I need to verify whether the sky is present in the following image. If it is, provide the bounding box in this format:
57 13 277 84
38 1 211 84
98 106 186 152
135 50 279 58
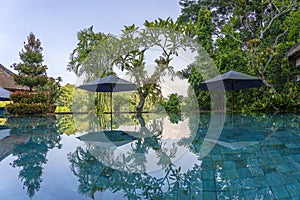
0 0 181 85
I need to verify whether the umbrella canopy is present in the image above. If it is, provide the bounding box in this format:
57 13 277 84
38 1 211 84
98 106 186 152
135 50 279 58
77 75 137 130
78 75 137 92
198 70 264 111
0 88 11 101
198 70 264 90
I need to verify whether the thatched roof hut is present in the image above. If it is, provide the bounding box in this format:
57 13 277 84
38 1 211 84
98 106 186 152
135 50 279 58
0 64 29 91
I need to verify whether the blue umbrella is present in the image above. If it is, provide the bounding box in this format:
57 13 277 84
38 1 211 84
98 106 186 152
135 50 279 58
78 75 137 92
198 70 264 111
0 88 11 101
78 75 137 129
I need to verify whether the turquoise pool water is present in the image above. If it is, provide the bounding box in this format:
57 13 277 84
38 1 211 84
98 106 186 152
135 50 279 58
0 113 299 199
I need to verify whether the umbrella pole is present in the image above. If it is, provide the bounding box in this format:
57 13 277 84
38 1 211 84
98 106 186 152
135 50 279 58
231 90 235 128
232 90 234 113
231 80 236 113
110 91 112 130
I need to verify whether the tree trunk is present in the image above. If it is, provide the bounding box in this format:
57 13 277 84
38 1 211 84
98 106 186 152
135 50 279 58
136 88 149 113
136 94 146 113
136 112 146 127
256 69 276 93
136 111 152 137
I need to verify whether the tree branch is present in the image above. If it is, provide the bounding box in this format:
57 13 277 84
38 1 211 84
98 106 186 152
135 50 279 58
263 29 287 73
259 1 295 39
225 32 244 44
240 14 255 37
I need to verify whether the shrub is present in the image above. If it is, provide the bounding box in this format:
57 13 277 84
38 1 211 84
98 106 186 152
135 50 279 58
161 93 183 124
6 103 50 115
162 93 182 113
10 91 49 104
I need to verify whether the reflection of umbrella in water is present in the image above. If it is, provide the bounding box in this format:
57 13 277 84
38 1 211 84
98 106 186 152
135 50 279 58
198 70 264 111
204 127 260 150
205 138 259 150
77 75 137 130
77 130 137 149
0 88 11 101
0 128 10 140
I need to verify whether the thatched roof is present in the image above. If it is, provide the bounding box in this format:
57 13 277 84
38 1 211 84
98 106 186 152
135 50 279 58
285 42 300 59
0 64 29 91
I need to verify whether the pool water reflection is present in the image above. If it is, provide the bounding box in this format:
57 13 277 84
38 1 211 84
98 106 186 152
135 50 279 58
0 113 299 199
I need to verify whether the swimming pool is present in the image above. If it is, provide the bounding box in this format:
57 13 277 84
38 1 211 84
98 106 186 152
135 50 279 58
0 113 299 199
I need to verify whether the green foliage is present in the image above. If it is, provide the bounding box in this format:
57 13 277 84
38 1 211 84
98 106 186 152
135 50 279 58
67 26 110 75
245 83 300 113
6 103 50 115
13 75 48 90
8 33 62 115
128 92 163 113
162 93 182 113
7 90 50 115
196 6 213 53
178 65 212 111
56 115 76 135
69 19 195 113
178 0 203 24
12 33 48 91
94 92 111 114
161 93 183 124
10 91 49 104
178 0 300 112
41 77 62 105
57 84 74 111
113 18 195 113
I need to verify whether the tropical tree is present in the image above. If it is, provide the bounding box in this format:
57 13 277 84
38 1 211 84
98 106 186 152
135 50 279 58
112 18 198 113
68 26 118 116
67 26 111 75
178 0 300 112
68 18 198 113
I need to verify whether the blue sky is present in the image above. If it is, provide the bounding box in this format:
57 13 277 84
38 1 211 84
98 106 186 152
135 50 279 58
0 0 181 84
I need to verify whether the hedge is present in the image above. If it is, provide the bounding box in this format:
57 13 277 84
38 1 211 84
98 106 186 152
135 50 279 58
6 103 50 115
10 91 49 104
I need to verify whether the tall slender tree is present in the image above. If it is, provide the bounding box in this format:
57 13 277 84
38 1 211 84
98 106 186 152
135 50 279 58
12 33 48 91
7 33 61 114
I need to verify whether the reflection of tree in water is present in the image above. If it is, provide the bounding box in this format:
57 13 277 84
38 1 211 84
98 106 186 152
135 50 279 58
167 113 183 124
68 113 300 199
69 146 204 199
178 113 209 156
126 114 164 173
69 114 205 199
6 116 62 198
56 114 77 135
